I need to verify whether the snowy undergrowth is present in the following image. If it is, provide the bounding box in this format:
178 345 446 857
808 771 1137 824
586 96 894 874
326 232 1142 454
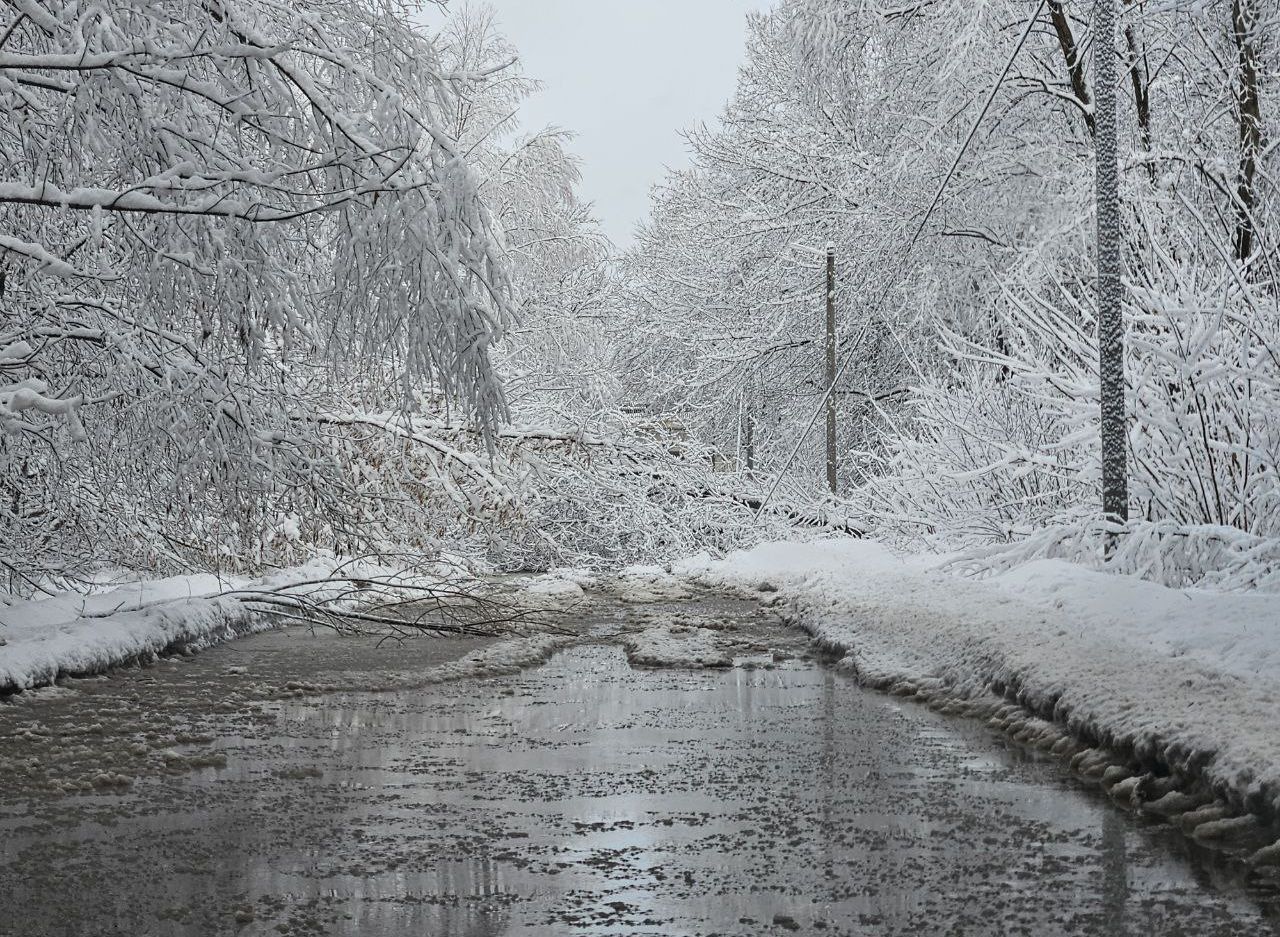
951 519 1280 593
677 540 1280 832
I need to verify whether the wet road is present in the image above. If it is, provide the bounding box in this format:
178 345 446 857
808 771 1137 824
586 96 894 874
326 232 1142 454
2 594 1279 936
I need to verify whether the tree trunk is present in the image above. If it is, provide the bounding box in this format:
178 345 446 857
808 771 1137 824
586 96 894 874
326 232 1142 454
1231 0 1262 266
1050 2 1156 185
1049 1 1096 136
1124 24 1156 182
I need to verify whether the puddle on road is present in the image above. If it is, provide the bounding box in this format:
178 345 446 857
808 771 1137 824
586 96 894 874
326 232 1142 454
2 598 1280 936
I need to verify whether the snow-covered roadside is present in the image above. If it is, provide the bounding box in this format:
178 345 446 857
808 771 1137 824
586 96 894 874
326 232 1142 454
676 540 1280 853
0 559 453 696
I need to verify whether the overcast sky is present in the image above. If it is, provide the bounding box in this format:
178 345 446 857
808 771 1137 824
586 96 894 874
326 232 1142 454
441 1 773 247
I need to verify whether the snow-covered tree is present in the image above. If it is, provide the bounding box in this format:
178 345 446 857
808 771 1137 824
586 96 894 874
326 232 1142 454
433 4 617 428
620 0 1280 582
0 0 514 585
616 7 920 489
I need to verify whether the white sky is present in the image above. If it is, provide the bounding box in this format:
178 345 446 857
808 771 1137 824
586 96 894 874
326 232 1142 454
442 1 773 247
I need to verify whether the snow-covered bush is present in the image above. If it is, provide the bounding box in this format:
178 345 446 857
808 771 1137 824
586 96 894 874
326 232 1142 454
862 197 1280 586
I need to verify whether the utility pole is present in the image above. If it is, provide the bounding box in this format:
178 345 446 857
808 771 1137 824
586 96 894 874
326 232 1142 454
1095 0 1128 552
825 244 837 495
744 401 755 472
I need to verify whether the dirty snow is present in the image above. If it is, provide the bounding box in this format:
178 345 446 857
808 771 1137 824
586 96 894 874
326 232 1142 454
623 623 733 669
610 565 692 603
420 633 573 684
513 572 588 606
677 539 1280 820
261 632 577 697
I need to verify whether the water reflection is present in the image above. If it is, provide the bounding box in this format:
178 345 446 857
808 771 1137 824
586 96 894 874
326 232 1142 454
3 634 1280 936
1101 808 1130 935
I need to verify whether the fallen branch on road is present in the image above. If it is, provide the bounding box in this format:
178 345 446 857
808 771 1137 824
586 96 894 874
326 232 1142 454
227 573 565 643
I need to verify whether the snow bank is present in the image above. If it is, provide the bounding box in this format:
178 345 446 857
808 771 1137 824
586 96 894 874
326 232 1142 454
0 559 437 695
679 539 1280 823
0 569 284 694
0 593 260 696
994 559 1280 686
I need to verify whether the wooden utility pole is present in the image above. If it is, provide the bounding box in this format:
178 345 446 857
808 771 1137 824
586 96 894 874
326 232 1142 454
744 404 755 472
1095 0 1128 551
825 244 837 495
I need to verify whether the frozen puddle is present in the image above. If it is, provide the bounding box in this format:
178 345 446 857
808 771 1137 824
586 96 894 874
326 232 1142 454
2 598 1280 936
